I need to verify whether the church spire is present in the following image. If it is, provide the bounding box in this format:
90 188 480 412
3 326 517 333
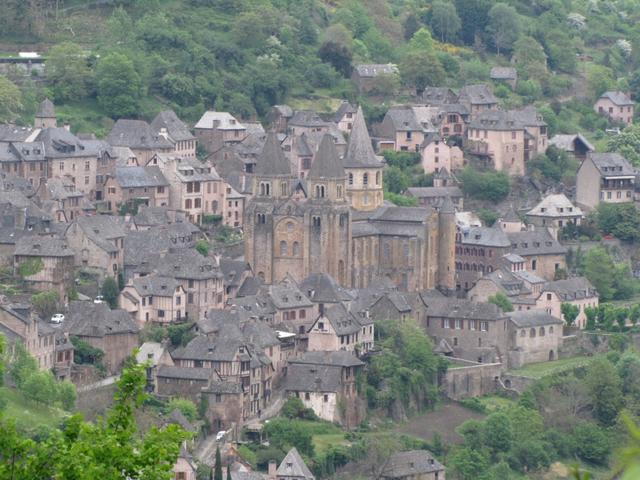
343 106 382 168
255 132 291 176
308 134 345 179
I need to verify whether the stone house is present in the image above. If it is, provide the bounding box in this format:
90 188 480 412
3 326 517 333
490 66 518 90
64 301 139 374
526 193 583 239
406 186 463 210
514 106 548 161
13 235 74 300
333 101 358 133
594 91 634 125
267 104 294 134
35 177 94 223
65 215 125 277
0 141 47 188
437 104 469 138
457 84 498 117
343 107 385 212
307 303 374 355
549 134 594 161
422 87 457 106
172 447 197 480
287 111 329 137
421 297 509 364
106 119 174 165
455 226 511 292
380 450 446 480
194 111 247 153
224 183 245 228
150 110 197 159
576 152 636 210
261 281 316 335
284 350 365 428
378 105 439 152
506 229 567 281
156 365 216 400
507 310 563 367
103 166 170 213
148 154 225 224
0 303 57 370
119 275 187 326
202 378 243 432
535 277 598 329
420 133 463 175
351 63 398 93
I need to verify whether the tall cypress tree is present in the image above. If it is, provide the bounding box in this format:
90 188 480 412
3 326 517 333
226 464 232 480
214 446 223 480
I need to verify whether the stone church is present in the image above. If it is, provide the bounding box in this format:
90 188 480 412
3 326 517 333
244 109 456 293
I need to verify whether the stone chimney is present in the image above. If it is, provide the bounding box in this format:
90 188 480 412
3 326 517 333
268 460 277 480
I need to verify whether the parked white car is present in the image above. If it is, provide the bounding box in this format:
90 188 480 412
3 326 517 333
93 295 104 304
51 313 65 324
216 430 226 442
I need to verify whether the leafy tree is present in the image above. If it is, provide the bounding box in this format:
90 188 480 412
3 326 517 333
166 398 198 422
585 306 597 330
582 247 616 301
9 341 38 388
607 124 640 167
280 396 315 420
455 0 493 45
399 50 445 95
31 290 59 319
561 303 579 326
101 277 120 308
429 1 461 43
486 3 521 55
71 336 105 365
572 422 611 465
58 380 77 411
96 52 142 118
585 357 624 426
385 191 418 207
596 203 640 242
0 75 22 123
459 168 510 202
478 208 498 227
587 65 615 101
195 240 209 257
226 463 232 480
384 166 410 194
488 293 514 312
484 412 513 455
617 351 640 398
46 42 93 101
214 446 223 480
22 370 57 404
167 322 195 347
512 36 547 80
263 419 314 457
449 447 490 480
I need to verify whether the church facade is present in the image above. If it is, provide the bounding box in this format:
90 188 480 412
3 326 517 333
244 110 456 293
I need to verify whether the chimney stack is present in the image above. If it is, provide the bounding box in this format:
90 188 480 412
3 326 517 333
268 460 277 479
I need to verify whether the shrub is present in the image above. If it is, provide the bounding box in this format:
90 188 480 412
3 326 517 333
459 397 486 413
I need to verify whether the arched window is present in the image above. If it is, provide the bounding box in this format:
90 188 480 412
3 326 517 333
363 173 368 186
348 173 353 185
464 263 469 271
287 222 294 232
530 328 536 338
279 240 288 256
549 326 554 334
281 182 288 196
315 184 325 198
520 329 526 337
292 242 300 256
376 171 381 185
383 243 391 260
257 213 266 224
472 264 477 271
539 327 546 337
337 185 343 198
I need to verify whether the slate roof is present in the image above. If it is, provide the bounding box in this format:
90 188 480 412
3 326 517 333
73 215 125 252
343 106 384 168
406 186 462 198
255 132 291 176
421 87 457 105
549 134 594 153
131 275 180 297
115 166 168 188
197 308 251 335
333 101 357 122
354 63 398 78
288 110 328 128
508 310 563 327
36 128 101 159
107 120 173 150
166 408 197 432
469 109 525 130
317 303 362 335
277 448 315 479
0 125 35 143
36 98 56 118
381 450 445 478
300 273 353 303
542 276 597 300
308 134 345 179
157 365 213 381
150 110 195 142
65 301 138 337
587 152 635 177
172 334 241 362
458 84 498 105
145 249 223 281
14 235 73 257
527 194 583 218
207 380 242 394
285 363 343 393
220 258 249 288
112 146 138 167
490 66 517 80
289 350 364 368
266 283 313 309
424 297 506 320
507 230 567 256
600 91 634 106
460 226 510 247
194 111 245 131
136 342 166 366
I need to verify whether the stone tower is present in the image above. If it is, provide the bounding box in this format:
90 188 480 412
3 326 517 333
244 133 351 286
437 196 457 293
34 98 56 129
343 106 385 211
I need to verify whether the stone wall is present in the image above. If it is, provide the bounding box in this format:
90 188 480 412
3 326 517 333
441 360 503 400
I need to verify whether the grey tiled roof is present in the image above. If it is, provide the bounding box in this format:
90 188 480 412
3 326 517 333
542 276 597 300
508 310 563 327
277 448 314 480
424 297 506 320
421 87 457 105
406 186 462 198
14 235 73 257
206 380 242 394
131 275 180 297
458 84 498 105
600 91 633 106
490 66 517 79
36 128 102 159
255 132 291 176
549 134 594 153
157 365 213 381
381 450 445 478
587 152 635 177
300 273 353 303
289 350 364 368
65 301 139 336
319 303 362 335
308 134 345 179
74 215 125 253
150 110 195 142
166 408 197 432
0 125 35 143
107 119 173 150
145 249 223 281
115 166 169 188
36 98 56 118
507 230 567 256
288 110 327 128
342 106 384 168
469 109 525 130
285 363 342 393
333 101 357 122
460 226 510 247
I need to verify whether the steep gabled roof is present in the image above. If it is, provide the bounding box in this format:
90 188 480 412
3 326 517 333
150 110 195 142
277 448 315 479
343 106 384 168
600 91 633 106
36 98 56 118
308 134 345 179
255 132 291 176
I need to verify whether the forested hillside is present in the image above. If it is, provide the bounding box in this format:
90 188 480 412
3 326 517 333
2 0 640 137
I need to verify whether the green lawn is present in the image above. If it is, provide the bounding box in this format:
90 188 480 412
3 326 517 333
313 433 350 455
0 386 67 430
477 395 516 413
508 356 595 379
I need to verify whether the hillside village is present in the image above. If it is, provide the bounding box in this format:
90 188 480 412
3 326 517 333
5 1 640 479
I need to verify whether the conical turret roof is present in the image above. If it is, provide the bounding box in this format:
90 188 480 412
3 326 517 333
255 132 291 176
439 195 455 214
36 98 55 118
343 106 383 168
308 134 345 179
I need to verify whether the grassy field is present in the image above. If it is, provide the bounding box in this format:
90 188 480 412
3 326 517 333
0 386 67 430
313 433 350 455
508 355 595 379
476 395 516 413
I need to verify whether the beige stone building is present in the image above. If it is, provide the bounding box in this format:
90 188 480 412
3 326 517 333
594 91 634 125
535 277 598 329
194 111 246 153
380 450 446 480
576 152 636 210
151 110 197 159
507 310 563 366
307 303 374 354
333 101 357 133
107 119 174 166
457 84 499 117
224 183 245 228
420 133 463 174
526 193 583 239
378 105 439 152
119 275 187 326
103 166 169 213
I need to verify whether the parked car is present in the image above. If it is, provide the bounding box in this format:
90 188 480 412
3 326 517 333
93 295 104 304
51 313 65 324
215 430 226 442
